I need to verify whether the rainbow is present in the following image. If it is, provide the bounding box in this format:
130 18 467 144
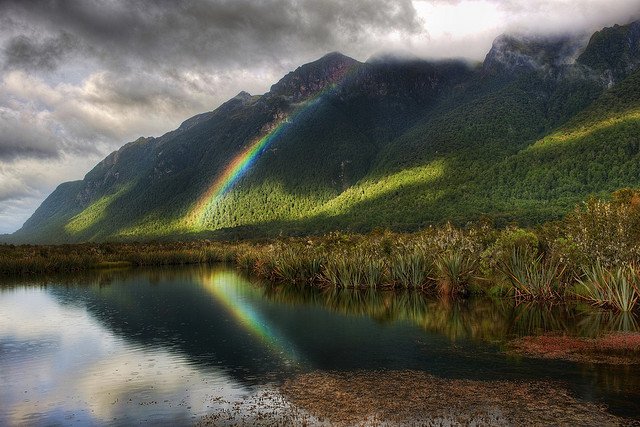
188 64 359 227
200 270 301 363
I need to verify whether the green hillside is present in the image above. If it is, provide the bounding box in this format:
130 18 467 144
11 21 640 243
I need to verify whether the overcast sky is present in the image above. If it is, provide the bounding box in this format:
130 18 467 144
1 0 639 233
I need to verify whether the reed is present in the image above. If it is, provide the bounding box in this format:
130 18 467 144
0 242 241 275
0 248 99 274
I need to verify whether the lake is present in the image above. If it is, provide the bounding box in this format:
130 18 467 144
1 265 639 425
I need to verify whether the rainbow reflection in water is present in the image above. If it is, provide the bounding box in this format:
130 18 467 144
200 271 302 363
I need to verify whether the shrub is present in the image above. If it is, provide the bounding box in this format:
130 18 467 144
480 227 539 276
562 193 640 266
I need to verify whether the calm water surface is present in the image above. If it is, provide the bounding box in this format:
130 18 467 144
1 265 639 425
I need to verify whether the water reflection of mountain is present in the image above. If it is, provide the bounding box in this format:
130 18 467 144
42 267 292 386
259 282 639 340
5 266 638 344
19 265 639 418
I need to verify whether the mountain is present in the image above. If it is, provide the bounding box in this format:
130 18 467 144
578 21 640 85
11 21 640 243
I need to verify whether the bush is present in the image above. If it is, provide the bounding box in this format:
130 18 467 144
480 227 539 276
562 192 640 266
434 251 477 296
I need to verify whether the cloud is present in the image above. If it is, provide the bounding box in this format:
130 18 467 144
0 0 423 71
0 289 250 423
3 32 80 71
410 0 640 60
0 197 39 234
0 107 60 160
0 153 105 233
0 161 51 234
420 0 640 35
496 0 640 34
0 67 282 155
0 66 285 233
0 0 424 162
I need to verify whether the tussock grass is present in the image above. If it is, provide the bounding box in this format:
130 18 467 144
323 255 364 288
271 248 324 284
388 247 432 289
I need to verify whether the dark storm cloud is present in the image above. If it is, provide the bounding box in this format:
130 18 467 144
3 32 79 71
0 181 32 203
0 0 421 72
0 140 57 161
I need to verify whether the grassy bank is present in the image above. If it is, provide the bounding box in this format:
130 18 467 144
3 189 640 312
0 241 239 275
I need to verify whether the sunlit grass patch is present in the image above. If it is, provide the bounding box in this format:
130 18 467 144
190 181 331 231
65 184 132 234
312 160 445 217
532 109 640 149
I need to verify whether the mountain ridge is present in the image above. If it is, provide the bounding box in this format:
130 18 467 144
10 20 640 243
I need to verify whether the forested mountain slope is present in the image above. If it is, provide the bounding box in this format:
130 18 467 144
11 21 640 243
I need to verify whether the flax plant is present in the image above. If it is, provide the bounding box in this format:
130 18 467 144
322 255 364 288
577 262 639 312
388 246 433 289
500 249 566 299
434 251 477 296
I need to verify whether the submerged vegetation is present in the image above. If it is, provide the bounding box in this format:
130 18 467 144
275 371 625 426
2 189 640 312
508 333 640 365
